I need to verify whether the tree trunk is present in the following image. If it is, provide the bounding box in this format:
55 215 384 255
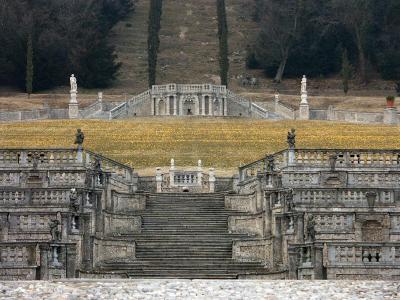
274 50 288 83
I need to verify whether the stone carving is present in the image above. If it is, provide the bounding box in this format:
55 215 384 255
306 215 316 241
74 129 85 147
69 188 79 212
301 75 307 95
70 74 77 93
31 152 40 169
286 189 294 212
287 128 296 149
49 220 61 242
329 154 338 171
266 155 275 172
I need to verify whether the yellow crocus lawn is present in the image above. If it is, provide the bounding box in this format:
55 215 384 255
0 118 399 174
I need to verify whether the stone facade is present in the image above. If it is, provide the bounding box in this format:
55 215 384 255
1 142 400 280
236 147 400 280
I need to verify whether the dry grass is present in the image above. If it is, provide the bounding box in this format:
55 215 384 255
0 118 399 175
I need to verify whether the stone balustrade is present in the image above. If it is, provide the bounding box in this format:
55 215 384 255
151 84 227 95
327 242 400 266
239 149 400 184
0 243 36 267
0 149 81 166
294 188 394 207
0 188 72 206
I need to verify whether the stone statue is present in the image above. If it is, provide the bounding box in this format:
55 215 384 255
32 152 40 170
74 129 85 148
70 74 77 93
266 155 275 172
49 219 61 242
287 128 296 149
301 75 307 94
286 189 294 211
69 188 79 212
306 215 316 241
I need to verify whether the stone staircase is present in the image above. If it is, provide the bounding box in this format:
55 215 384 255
100 193 270 279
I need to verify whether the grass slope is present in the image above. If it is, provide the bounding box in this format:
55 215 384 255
1 118 399 175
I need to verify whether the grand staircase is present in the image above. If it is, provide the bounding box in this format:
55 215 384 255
101 193 270 279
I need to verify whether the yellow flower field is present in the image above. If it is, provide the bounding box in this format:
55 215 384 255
0 118 399 174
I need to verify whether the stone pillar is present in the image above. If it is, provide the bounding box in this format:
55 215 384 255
197 160 203 187
297 214 305 243
98 92 103 111
384 108 398 125
151 97 155 116
209 97 213 116
288 148 296 166
264 192 272 237
288 246 299 279
209 168 215 193
219 97 224 116
224 98 228 116
179 96 183 115
39 244 49 280
156 167 163 193
298 75 310 120
66 245 77 278
173 95 177 116
202 95 206 116
155 98 159 116
169 159 175 187
274 92 280 113
166 96 171 115
69 92 79 119
313 244 325 279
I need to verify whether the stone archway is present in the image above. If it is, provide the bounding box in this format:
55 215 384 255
362 220 384 242
182 95 198 115
158 99 166 115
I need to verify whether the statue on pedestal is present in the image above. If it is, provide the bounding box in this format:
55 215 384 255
301 75 307 95
287 128 296 149
70 74 77 93
49 219 61 242
69 188 79 212
266 155 275 172
306 215 316 241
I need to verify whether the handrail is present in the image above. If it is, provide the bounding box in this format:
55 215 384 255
80 101 102 118
109 102 128 119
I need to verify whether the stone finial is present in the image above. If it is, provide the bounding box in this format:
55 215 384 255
170 158 175 169
98 92 103 102
287 128 296 149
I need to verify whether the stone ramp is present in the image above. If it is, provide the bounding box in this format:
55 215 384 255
96 193 271 279
1 280 397 299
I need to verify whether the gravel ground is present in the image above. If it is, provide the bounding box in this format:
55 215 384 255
0 280 399 300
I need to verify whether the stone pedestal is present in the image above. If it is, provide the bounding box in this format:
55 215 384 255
384 108 398 125
299 103 310 120
69 103 79 119
288 149 296 166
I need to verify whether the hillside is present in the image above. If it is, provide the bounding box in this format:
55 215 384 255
110 0 258 93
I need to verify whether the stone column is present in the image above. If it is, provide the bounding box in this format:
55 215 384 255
202 95 206 116
155 98 159 116
209 168 216 193
209 97 213 116
173 95 177 116
288 148 296 166
179 96 183 115
166 96 171 115
156 168 163 193
384 108 398 124
66 245 77 278
39 244 50 280
169 159 175 187
219 97 224 116
223 97 228 116
313 244 325 279
264 192 272 237
298 75 310 120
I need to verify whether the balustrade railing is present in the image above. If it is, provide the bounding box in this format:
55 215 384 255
295 188 394 207
109 102 128 119
151 84 227 95
327 242 400 266
239 149 400 183
0 188 71 206
251 102 269 119
0 148 135 185
80 101 102 118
